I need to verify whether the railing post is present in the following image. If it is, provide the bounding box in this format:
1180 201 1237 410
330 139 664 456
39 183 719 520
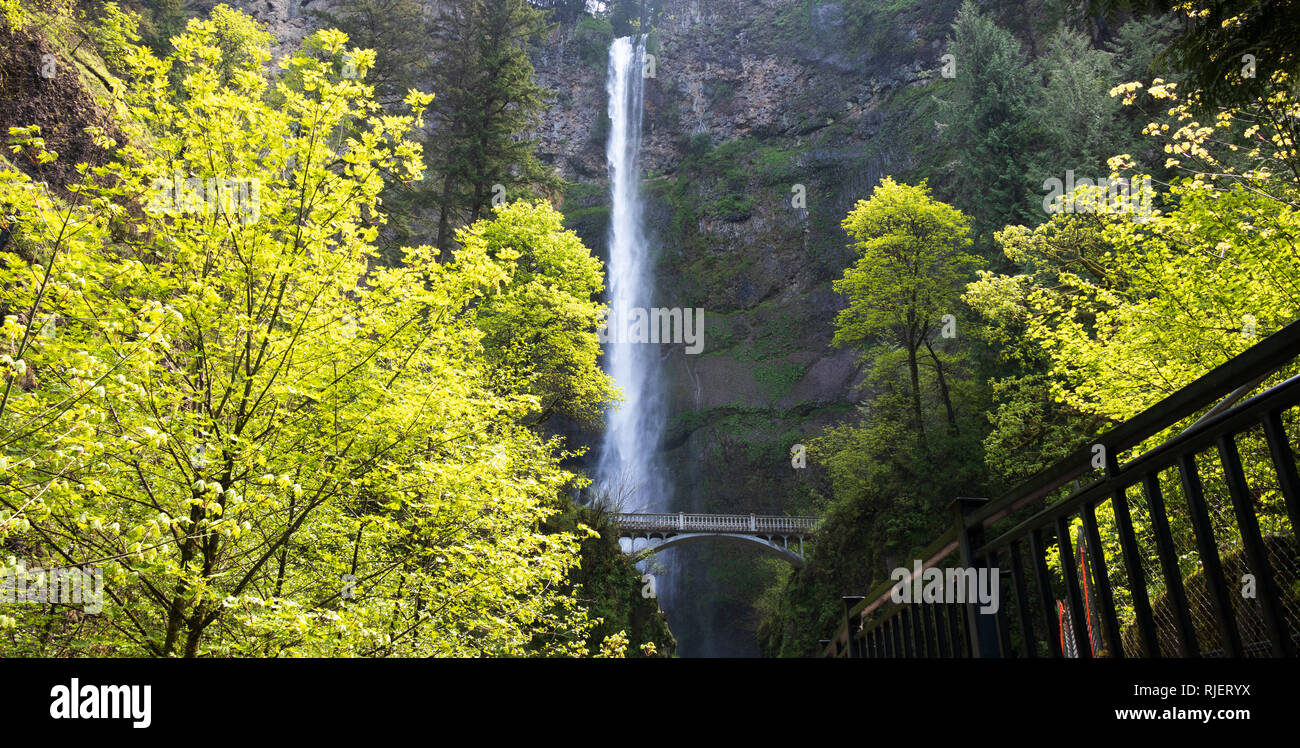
842 596 865 657
678 512 684 531
950 497 1000 658
749 513 756 532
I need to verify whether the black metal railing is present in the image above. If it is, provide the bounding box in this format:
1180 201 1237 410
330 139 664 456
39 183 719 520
823 319 1300 658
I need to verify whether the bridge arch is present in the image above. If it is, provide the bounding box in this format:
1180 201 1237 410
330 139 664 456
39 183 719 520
613 513 820 568
626 532 807 567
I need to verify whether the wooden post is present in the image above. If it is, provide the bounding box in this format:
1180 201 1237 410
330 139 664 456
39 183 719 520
951 497 1000 658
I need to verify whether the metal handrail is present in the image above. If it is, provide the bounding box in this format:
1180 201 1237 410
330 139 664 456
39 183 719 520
824 317 1300 658
612 512 820 535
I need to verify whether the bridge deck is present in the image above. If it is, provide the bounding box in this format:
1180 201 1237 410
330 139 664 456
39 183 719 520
612 512 820 536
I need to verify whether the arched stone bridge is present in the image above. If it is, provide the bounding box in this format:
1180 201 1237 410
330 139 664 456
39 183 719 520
612 513 820 567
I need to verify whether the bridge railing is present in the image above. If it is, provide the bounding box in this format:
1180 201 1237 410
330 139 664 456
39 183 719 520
824 319 1300 658
613 512 820 536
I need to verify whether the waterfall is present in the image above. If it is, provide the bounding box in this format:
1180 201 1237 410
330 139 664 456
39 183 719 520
596 36 666 516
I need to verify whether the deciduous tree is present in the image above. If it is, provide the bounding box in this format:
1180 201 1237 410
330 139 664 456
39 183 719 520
0 11 605 657
833 177 981 445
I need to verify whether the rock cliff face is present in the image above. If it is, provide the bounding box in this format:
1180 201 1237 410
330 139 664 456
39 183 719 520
225 0 320 50
228 0 956 656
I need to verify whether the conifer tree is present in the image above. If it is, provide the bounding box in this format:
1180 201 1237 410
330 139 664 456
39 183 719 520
941 1 1041 243
426 0 559 253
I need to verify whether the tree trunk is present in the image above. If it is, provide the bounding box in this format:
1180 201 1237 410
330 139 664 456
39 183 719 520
161 498 206 655
924 335 959 435
183 604 207 658
907 341 926 448
436 172 455 255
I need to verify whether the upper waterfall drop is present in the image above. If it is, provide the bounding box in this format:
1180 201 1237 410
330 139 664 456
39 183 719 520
596 35 666 514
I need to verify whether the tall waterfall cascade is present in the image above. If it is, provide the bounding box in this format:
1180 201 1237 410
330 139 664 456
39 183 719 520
595 36 668 515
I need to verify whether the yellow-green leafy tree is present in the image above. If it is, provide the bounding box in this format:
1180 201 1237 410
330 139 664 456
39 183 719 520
833 177 982 445
462 199 615 427
0 8 610 656
964 70 1300 644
